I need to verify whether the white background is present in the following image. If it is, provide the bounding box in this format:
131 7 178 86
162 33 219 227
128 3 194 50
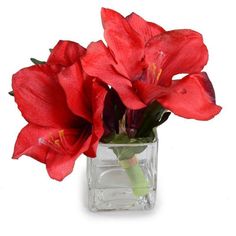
0 0 235 235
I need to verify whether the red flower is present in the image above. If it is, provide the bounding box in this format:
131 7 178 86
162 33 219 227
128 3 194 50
81 40 145 110
12 8 222 182
82 8 221 120
12 40 108 181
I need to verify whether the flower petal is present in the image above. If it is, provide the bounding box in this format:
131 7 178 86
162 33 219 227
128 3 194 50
157 73 222 120
101 8 145 79
81 41 145 109
133 80 169 104
13 124 57 163
46 152 76 181
12 64 79 128
46 127 92 181
84 81 108 157
47 40 86 67
126 12 165 43
145 29 208 86
58 62 92 122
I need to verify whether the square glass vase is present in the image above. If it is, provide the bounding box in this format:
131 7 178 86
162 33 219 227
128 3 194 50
87 138 158 211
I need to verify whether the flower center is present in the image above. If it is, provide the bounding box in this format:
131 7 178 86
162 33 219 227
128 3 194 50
146 63 162 85
39 130 73 155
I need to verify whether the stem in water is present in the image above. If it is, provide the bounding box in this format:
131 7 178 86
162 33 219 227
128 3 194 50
119 155 149 197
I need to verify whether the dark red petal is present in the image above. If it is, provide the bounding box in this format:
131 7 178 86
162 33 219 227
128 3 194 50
47 40 86 67
103 89 126 136
101 8 145 79
84 81 108 157
12 64 79 128
46 128 92 181
81 41 145 109
126 12 165 43
145 29 208 86
157 73 222 120
58 62 92 122
13 124 58 163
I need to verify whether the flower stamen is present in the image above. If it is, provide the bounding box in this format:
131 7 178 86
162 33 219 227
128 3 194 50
39 129 71 154
156 68 162 82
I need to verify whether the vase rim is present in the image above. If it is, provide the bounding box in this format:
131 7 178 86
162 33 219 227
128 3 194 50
99 137 158 147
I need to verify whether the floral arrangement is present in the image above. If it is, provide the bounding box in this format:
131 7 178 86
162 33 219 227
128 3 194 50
10 8 221 185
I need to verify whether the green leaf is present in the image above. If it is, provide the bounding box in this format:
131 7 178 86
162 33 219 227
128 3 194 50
101 132 116 143
30 58 45 65
8 91 14 96
156 111 171 126
136 101 170 137
105 133 155 160
112 144 147 160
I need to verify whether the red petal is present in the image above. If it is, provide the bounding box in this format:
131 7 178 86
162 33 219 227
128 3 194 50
157 73 222 120
101 8 145 79
13 124 57 163
84 81 108 157
12 64 79 128
134 80 169 104
46 152 76 181
58 62 92 122
47 40 86 67
126 12 165 43
145 29 208 86
13 123 92 181
46 128 92 181
81 41 145 110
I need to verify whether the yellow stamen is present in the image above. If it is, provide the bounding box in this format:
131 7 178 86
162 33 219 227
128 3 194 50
59 129 64 138
49 134 54 143
54 139 60 146
150 63 157 74
156 68 162 81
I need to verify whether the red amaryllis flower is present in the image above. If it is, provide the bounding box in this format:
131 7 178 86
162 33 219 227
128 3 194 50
81 8 221 120
12 40 108 181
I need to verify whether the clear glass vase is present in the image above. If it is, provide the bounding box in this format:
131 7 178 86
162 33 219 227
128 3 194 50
87 137 158 211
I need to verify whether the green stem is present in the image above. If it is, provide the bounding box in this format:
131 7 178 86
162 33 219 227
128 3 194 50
119 156 149 197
